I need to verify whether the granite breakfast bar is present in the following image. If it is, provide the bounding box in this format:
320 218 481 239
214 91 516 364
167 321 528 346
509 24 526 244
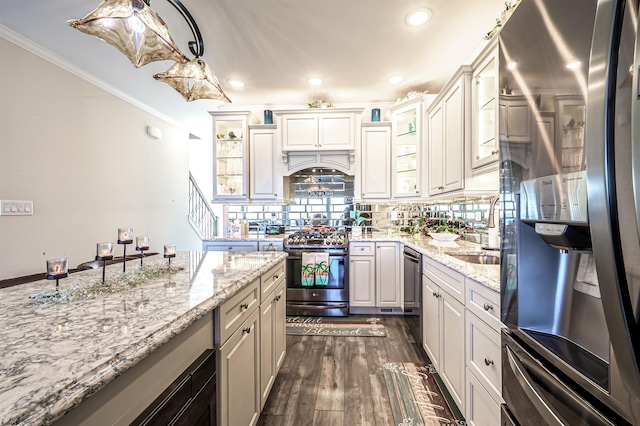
0 250 287 426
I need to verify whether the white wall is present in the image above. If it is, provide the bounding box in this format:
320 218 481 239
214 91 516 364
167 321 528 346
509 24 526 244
0 37 200 280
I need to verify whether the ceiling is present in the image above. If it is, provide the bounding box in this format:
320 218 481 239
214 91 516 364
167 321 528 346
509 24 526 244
0 0 507 136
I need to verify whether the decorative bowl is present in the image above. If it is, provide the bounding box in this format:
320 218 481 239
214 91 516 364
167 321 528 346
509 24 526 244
428 232 460 241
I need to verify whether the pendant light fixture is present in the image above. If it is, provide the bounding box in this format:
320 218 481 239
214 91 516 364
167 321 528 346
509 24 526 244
68 0 231 102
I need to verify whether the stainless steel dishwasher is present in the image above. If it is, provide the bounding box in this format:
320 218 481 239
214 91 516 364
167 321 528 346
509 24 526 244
403 245 422 345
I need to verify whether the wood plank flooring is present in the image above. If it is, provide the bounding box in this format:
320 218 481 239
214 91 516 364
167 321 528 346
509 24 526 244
258 315 428 426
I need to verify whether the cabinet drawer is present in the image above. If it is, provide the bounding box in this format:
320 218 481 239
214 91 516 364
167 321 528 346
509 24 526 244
349 242 375 255
261 261 285 303
465 278 501 332
465 368 501 426
423 257 464 304
204 242 258 252
217 278 260 345
466 312 501 403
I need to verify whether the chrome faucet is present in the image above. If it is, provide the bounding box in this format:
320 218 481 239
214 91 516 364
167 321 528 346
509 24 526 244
487 196 500 228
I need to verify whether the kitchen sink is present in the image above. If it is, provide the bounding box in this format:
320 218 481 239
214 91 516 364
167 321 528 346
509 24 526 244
446 252 500 265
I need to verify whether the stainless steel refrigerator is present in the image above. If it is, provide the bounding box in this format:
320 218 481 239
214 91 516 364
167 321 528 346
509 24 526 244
499 0 640 424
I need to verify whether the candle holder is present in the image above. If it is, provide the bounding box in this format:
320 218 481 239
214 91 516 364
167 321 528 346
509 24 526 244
164 244 176 268
46 258 69 294
96 242 114 283
117 228 134 273
135 236 150 267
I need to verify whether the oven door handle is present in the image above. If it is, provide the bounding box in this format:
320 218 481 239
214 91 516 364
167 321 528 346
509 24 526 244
286 303 349 310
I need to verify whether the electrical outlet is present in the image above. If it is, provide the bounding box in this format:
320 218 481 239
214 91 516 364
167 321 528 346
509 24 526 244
0 200 33 216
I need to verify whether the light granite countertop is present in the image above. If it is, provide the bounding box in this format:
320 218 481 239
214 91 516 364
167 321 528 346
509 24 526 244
0 251 287 426
204 233 501 292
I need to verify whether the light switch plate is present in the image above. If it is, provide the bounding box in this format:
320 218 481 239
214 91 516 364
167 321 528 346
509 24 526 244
0 200 33 216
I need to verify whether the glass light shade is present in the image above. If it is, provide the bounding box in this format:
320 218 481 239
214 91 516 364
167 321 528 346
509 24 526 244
164 244 176 256
153 58 231 102
67 0 188 68
118 227 134 243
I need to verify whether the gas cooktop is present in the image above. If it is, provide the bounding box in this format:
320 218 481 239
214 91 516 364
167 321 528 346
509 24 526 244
284 229 348 249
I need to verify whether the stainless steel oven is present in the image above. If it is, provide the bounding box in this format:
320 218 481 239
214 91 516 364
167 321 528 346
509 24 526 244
284 229 349 316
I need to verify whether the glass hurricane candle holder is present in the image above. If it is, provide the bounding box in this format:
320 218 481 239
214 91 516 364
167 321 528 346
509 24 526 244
96 242 114 282
136 236 149 266
164 244 176 267
46 258 69 294
118 228 134 273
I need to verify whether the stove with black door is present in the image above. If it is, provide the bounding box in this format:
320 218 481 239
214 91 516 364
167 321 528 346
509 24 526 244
284 228 349 316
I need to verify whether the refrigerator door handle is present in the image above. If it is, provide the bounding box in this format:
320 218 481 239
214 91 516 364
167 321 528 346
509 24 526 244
505 346 566 425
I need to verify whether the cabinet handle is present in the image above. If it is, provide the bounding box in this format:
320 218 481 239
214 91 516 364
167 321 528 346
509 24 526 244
360 247 365 251
274 274 280 280
275 295 282 301
484 358 494 366
274 194 277 197
438 186 444 190
415 190 419 194
476 155 480 160
483 303 494 311
242 327 252 334
240 303 249 310
228 246 233 250
491 150 499 155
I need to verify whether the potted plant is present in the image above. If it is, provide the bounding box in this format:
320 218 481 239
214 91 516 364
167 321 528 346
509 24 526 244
349 210 366 238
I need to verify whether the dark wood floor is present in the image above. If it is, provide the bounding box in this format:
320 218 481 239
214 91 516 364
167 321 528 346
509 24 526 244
258 315 428 426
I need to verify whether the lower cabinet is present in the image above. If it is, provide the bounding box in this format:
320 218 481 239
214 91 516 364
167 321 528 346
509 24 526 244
421 258 503 421
349 242 401 312
216 261 286 426
422 268 465 411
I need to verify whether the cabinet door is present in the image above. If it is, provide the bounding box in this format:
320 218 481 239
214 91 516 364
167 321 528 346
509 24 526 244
472 45 499 170
349 256 376 307
440 293 466 413
391 100 422 198
219 309 260 426
443 80 465 192
422 276 440 371
319 113 355 150
505 102 531 141
249 126 280 200
213 113 249 200
281 114 318 150
376 243 401 307
466 369 501 426
428 103 445 194
361 124 391 199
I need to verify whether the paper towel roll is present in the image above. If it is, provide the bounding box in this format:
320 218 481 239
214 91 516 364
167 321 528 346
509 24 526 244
487 228 500 249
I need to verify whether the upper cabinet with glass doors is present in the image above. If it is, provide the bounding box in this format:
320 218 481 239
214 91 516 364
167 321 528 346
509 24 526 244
211 111 250 201
472 40 500 171
390 98 424 198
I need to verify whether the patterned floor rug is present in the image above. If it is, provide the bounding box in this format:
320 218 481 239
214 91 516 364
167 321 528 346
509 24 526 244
285 316 386 337
383 362 465 425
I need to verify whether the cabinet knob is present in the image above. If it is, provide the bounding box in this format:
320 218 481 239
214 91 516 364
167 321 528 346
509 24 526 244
484 358 494 366
274 274 280 280
242 327 252 335
228 247 233 250
274 194 277 197
438 186 444 190
475 155 480 160
491 150 500 155
415 190 419 194
240 303 249 310
360 247 365 250
275 295 282 301
483 303 494 311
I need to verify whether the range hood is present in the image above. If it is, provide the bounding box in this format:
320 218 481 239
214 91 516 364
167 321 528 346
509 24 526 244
282 151 355 176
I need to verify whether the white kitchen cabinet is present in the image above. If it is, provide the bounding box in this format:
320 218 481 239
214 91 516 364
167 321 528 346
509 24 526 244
471 40 499 171
212 111 251 201
249 124 283 201
390 98 424 198
349 242 401 311
422 258 466 414
360 122 391 200
499 96 531 142
277 109 363 151
260 279 286 409
203 241 258 252
555 95 586 173
428 67 470 195
349 242 376 308
375 242 401 307
465 278 503 424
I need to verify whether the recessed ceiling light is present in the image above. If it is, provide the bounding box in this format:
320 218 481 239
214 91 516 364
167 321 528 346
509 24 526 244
308 78 322 85
507 61 517 70
566 61 581 70
228 79 245 88
406 8 432 26
388 76 403 84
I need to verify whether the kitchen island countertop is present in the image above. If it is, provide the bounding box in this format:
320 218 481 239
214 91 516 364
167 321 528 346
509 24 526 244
0 251 287 426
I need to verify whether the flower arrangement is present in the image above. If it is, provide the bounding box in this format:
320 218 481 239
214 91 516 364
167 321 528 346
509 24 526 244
410 217 470 237
308 100 333 108
485 0 521 40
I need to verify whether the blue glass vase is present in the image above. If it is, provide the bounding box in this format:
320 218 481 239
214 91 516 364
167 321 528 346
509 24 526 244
264 110 273 124
371 108 381 122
